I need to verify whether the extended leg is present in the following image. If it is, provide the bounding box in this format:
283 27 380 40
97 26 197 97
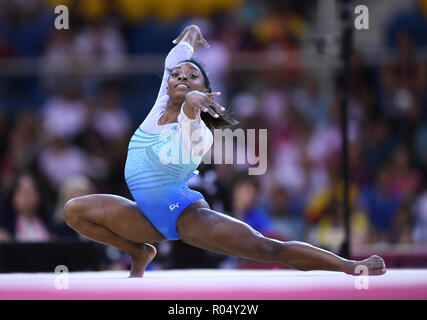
177 201 386 275
64 194 166 277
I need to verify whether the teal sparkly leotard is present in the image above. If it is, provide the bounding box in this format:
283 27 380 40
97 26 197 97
124 42 213 240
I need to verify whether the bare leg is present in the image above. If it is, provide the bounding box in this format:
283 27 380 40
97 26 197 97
64 194 166 278
181 234 239 257
177 200 386 275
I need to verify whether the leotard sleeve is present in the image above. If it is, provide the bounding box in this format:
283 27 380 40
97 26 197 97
177 105 213 160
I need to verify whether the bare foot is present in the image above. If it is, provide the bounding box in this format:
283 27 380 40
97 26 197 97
129 244 157 278
345 255 386 276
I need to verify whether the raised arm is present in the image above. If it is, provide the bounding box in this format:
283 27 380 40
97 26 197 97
172 25 209 54
155 25 209 103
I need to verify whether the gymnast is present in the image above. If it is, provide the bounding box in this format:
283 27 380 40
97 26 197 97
64 25 386 278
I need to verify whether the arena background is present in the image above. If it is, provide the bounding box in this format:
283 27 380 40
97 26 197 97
0 0 426 273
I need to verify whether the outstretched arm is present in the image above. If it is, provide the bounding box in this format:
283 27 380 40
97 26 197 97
155 25 209 103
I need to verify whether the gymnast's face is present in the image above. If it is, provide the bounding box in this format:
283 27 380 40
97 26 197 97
167 62 208 101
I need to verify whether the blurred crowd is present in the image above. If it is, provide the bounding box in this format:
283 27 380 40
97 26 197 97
0 0 426 270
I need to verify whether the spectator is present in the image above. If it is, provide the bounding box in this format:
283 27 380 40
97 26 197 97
305 165 370 251
389 146 423 201
0 109 42 190
52 175 94 239
0 172 52 242
92 86 131 141
381 30 426 120
231 174 274 235
390 203 414 244
74 21 126 74
38 136 92 189
268 184 305 241
362 120 397 175
41 84 89 140
41 30 77 90
291 77 330 128
360 164 402 243
272 106 311 194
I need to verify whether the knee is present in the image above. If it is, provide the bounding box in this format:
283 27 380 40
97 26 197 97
63 197 85 228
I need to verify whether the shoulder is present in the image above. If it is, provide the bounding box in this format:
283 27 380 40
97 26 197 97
140 95 169 132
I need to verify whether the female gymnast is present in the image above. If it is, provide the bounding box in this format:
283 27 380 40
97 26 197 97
64 25 386 278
